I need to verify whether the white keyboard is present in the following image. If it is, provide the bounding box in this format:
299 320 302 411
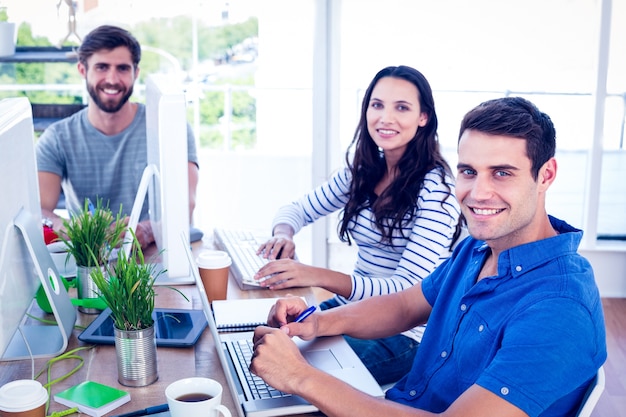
213 228 270 290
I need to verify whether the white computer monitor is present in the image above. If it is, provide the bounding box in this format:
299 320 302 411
0 97 75 361
126 74 193 285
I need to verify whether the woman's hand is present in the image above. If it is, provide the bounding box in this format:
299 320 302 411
254 259 321 289
257 235 296 260
257 224 296 260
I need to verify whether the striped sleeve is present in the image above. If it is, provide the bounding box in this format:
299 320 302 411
271 168 352 233
348 169 461 301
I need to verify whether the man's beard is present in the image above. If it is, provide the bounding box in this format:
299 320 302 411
87 82 134 113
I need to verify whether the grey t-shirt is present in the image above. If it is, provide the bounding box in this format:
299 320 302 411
36 103 199 221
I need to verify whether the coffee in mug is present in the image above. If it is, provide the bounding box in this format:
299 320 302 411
166 377 231 417
176 393 213 402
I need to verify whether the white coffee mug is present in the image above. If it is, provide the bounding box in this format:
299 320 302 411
165 377 231 417
47 241 77 277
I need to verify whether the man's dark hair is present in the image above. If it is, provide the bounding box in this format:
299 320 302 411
458 97 556 180
78 25 141 68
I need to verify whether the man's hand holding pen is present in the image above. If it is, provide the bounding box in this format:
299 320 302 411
262 297 318 338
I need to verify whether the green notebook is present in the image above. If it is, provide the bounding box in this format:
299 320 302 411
54 381 130 417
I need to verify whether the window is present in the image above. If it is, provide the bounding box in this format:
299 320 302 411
2 0 623 275
335 0 626 243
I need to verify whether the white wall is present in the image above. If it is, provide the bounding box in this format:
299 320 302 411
579 248 626 298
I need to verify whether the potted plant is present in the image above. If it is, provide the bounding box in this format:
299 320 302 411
0 4 16 57
89 231 186 387
60 198 127 313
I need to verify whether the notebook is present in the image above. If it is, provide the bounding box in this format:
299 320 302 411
212 298 282 332
54 381 130 417
183 238 384 417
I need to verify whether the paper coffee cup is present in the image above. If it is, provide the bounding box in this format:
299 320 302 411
165 377 231 417
0 380 48 417
196 250 232 302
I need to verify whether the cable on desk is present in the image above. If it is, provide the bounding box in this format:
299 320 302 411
48 407 79 417
16 326 36 380
33 345 94 417
26 313 59 326
25 312 87 331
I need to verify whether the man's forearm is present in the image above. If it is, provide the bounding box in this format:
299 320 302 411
317 290 427 340
292 367 428 417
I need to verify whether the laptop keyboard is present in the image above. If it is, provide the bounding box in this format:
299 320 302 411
231 338 291 400
214 228 270 287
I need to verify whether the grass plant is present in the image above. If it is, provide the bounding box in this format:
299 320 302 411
60 198 127 267
89 231 188 331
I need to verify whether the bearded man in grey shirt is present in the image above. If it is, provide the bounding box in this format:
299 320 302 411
36 25 199 248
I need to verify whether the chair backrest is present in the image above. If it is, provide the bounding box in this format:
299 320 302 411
575 366 605 417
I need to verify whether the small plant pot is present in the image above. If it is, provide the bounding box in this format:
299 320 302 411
76 265 105 314
114 325 159 387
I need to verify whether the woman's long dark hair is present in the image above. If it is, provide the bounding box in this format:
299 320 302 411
339 65 456 245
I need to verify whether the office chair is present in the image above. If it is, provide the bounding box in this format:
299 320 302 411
575 366 605 417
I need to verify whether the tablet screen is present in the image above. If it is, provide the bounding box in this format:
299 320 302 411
78 308 207 347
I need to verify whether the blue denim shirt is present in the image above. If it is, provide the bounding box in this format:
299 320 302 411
386 216 607 417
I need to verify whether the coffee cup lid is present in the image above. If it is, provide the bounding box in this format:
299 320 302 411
0 380 48 412
196 250 232 269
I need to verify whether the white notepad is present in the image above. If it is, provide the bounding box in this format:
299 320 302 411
212 298 284 332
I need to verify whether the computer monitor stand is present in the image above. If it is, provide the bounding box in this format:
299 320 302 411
1 209 76 361
122 164 196 286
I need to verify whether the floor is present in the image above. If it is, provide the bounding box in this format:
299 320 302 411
593 297 626 416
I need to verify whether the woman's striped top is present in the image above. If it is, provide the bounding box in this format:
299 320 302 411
272 166 461 342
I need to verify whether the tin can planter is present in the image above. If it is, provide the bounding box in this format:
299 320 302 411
114 325 158 387
76 265 105 314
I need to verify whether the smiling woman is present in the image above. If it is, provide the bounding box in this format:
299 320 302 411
253 65 461 386
365 77 428 169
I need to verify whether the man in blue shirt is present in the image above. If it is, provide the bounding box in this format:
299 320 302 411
250 97 607 417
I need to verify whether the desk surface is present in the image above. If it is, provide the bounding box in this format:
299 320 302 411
0 238 328 417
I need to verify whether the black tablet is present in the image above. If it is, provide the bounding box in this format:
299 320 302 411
78 308 207 347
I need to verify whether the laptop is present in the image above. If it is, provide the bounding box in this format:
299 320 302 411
183 239 383 417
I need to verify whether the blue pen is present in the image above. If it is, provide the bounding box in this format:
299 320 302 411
294 305 316 323
111 403 169 417
87 198 95 215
